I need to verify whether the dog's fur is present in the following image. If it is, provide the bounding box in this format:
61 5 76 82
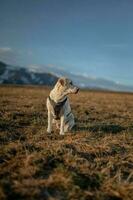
46 77 79 135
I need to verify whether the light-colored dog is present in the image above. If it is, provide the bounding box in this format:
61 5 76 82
46 77 79 135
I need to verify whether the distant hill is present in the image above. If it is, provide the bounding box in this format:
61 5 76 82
0 61 58 86
0 61 6 75
0 61 133 92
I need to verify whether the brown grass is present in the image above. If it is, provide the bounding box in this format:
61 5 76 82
0 85 133 200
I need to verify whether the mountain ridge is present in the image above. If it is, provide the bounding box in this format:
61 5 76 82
0 61 133 92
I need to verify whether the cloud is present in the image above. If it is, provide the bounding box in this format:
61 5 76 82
0 47 32 65
0 47 13 53
48 64 65 71
0 47 17 64
47 64 55 68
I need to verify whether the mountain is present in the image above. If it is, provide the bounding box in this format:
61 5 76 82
0 61 133 92
0 61 58 86
27 64 133 92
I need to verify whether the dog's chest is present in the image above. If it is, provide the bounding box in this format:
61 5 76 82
48 96 67 120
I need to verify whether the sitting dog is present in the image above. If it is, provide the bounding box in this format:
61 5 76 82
46 77 79 135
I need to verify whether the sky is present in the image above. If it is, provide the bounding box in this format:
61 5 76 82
0 0 133 86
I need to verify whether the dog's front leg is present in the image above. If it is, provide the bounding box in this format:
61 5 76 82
60 115 65 135
47 111 53 133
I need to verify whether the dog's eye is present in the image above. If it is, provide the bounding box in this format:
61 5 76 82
70 81 73 85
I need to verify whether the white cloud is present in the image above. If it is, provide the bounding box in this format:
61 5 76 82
0 47 13 53
0 47 25 65
0 47 15 64
47 64 55 68
115 81 121 85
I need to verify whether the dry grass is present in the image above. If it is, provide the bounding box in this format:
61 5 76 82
0 85 133 200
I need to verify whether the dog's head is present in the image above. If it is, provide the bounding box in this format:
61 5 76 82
56 77 79 95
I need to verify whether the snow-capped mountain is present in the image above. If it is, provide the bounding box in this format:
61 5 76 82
0 60 133 92
27 64 133 92
0 61 58 86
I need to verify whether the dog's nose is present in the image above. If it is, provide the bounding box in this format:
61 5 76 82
75 87 79 93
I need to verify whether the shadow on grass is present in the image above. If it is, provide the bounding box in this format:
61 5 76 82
74 123 125 134
64 143 126 161
35 152 101 194
0 118 29 131
0 119 26 145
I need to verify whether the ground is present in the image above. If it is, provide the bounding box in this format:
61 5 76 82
0 85 133 200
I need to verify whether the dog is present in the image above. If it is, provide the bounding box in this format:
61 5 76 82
46 77 79 135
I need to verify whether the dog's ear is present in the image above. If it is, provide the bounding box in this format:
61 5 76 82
59 78 65 86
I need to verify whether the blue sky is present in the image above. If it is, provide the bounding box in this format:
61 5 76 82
0 0 133 85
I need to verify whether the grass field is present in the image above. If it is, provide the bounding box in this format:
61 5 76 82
0 85 133 200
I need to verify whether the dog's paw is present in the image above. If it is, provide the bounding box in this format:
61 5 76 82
59 131 65 135
47 129 52 134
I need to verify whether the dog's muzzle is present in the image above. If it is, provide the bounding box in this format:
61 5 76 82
75 87 79 94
